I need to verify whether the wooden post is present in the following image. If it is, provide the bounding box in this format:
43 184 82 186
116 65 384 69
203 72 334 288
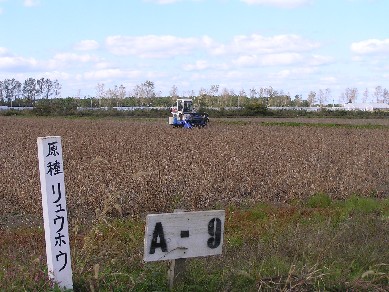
169 209 186 290
168 257 186 290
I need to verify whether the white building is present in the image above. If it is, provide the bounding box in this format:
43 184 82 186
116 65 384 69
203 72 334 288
342 103 389 111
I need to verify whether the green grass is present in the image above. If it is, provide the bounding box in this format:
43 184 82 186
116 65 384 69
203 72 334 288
259 121 389 129
1 195 388 291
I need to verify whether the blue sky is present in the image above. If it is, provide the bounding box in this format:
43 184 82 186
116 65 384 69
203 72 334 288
1 0 388 102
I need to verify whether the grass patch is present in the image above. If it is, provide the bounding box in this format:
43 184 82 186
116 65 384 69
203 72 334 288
1 196 388 291
259 121 389 129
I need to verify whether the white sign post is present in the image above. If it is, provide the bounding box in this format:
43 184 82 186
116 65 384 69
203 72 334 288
144 210 225 262
37 136 73 290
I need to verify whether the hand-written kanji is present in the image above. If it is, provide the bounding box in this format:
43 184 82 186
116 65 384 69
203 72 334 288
46 141 63 176
46 141 60 157
46 160 63 176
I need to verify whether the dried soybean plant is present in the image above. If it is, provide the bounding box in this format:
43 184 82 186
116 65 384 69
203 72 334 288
0 116 388 225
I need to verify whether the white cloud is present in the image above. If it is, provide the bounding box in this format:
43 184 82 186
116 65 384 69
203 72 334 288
320 76 337 84
0 47 8 55
83 69 124 80
230 34 320 54
0 48 39 71
233 52 303 67
308 54 334 66
240 0 312 8
74 40 100 51
83 69 141 81
0 55 38 71
106 35 211 58
23 0 40 7
95 62 113 70
105 33 319 62
351 38 389 54
46 53 100 70
271 67 316 79
41 71 71 81
183 60 210 71
52 53 99 63
144 0 181 3
143 0 200 4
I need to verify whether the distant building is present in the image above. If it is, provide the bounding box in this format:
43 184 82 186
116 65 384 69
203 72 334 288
342 103 389 111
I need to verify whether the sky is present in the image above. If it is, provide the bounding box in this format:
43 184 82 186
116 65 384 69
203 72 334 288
0 0 388 102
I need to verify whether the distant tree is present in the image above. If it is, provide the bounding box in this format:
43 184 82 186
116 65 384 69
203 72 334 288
209 84 219 97
265 86 276 106
189 90 196 98
170 85 178 98
198 87 209 107
0 80 4 103
96 83 105 99
169 85 179 105
95 83 105 107
245 99 268 115
132 81 156 105
238 89 246 107
118 84 126 99
133 84 143 99
37 78 54 99
53 80 62 98
3 79 21 103
143 80 155 99
374 86 383 103
106 86 118 99
307 91 316 106
325 88 331 105
258 87 265 98
344 87 358 103
220 87 230 107
229 89 236 107
362 88 369 103
318 89 326 107
22 78 38 104
383 88 389 104
266 86 275 97
249 88 257 99
293 94 302 106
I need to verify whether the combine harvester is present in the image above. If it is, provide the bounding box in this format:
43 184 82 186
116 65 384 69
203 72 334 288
168 98 209 128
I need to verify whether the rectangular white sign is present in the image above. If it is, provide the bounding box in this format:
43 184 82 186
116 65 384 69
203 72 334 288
144 210 225 262
37 136 73 290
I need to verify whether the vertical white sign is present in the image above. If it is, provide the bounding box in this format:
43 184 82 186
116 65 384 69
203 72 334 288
37 136 73 290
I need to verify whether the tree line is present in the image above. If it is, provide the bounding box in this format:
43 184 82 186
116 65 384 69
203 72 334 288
0 78 61 106
308 86 389 106
91 82 389 108
2 78 388 109
91 82 311 109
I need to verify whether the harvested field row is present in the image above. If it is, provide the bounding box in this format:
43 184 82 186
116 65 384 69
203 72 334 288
0 116 388 227
218 117 389 126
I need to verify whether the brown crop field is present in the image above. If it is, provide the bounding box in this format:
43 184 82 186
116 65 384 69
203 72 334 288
1 116 388 227
1 116 389 290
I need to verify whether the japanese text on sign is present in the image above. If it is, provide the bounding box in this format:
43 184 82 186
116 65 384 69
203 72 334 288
37 136 73 289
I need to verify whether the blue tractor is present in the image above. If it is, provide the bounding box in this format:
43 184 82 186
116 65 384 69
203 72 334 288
168 99 209 128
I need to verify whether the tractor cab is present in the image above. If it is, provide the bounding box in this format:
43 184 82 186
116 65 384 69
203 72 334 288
169 98 209 128
176 99 193 115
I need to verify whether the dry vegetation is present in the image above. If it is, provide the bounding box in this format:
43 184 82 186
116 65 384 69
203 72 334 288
0 116 388 227
0 116 388 290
